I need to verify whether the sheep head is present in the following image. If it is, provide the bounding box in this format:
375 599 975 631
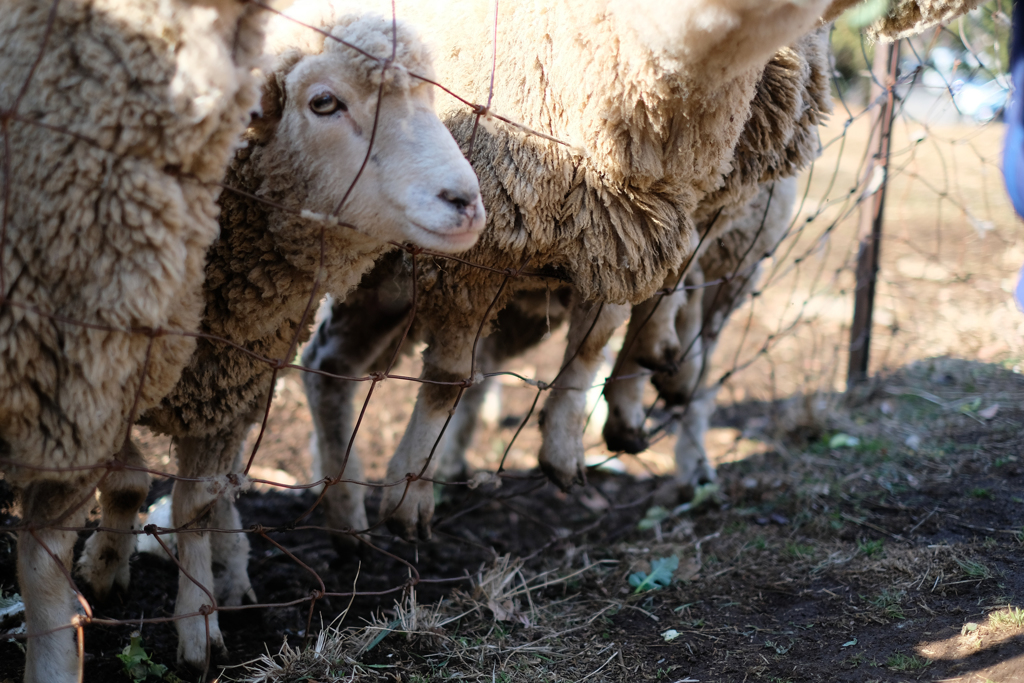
249 4 486 255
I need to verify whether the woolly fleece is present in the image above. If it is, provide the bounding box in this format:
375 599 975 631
0 0 264 483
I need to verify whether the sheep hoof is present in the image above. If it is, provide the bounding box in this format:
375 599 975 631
539 458 585 493
380 480 435 542
329 529 365 556
76 537 132 605
653 464 718 508
636 346 681 374
602 423 649 454
384 514 432 543
177 632 227 674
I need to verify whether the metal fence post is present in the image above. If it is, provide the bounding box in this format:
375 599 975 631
847 39 901 387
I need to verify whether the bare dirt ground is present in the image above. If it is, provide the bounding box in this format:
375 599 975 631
2 110 1024 682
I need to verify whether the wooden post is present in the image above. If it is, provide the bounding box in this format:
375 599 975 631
847 39 900 387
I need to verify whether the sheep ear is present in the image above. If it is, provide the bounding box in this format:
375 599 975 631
248 71 285 145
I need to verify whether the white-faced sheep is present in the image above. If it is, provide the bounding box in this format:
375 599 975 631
0 1 265 681
297 0 843 545
105 1 480 670
301 15 831 545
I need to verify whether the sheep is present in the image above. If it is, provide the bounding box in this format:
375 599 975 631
0 1 266 681
295 0 842 544
301 17 832 543
92 1 481 669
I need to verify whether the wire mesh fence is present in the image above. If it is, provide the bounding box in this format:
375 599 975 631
0 0 1020 680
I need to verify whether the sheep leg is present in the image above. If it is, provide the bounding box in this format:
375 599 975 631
652 268 708 407
430 287 576 481
647 267 720 497
660 248 777 499
76 440 150 603
670 383 720 497
209 488 257 608
380 324 478 542
199 438 256 610
430 370 489 484
302 290 413 552
171 421 252 669
626 281 687 373
603 278 688 454
660 168 796 498
538 298 630 491
19 479 91 683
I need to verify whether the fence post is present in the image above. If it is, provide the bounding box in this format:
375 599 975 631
847 39 901 388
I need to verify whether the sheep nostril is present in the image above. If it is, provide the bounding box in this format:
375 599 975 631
439 189 473 212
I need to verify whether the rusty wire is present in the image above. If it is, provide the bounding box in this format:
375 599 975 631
0 1 1017 680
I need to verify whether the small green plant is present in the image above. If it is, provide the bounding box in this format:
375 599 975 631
871 589 906 620
117 632 176 682
885 653 931 671
628 555 679 593
969 487 995 500
655 664 679 679
857 539 884 557
785 542 815 559
957 558 993 580
638 505 671 531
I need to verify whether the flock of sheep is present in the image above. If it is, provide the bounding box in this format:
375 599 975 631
0 0 982 680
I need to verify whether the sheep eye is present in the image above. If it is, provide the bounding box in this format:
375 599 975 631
309 93 346 116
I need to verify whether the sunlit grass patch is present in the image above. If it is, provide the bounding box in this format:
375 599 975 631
885 652 931 671
988 606 1024 630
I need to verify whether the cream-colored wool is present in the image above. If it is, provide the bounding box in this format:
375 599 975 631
376 0 839 540
870 0 984 40
0 0 263 483
387 0 833 322
599 25 831 463
603 0 984 497
0 2 265 682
